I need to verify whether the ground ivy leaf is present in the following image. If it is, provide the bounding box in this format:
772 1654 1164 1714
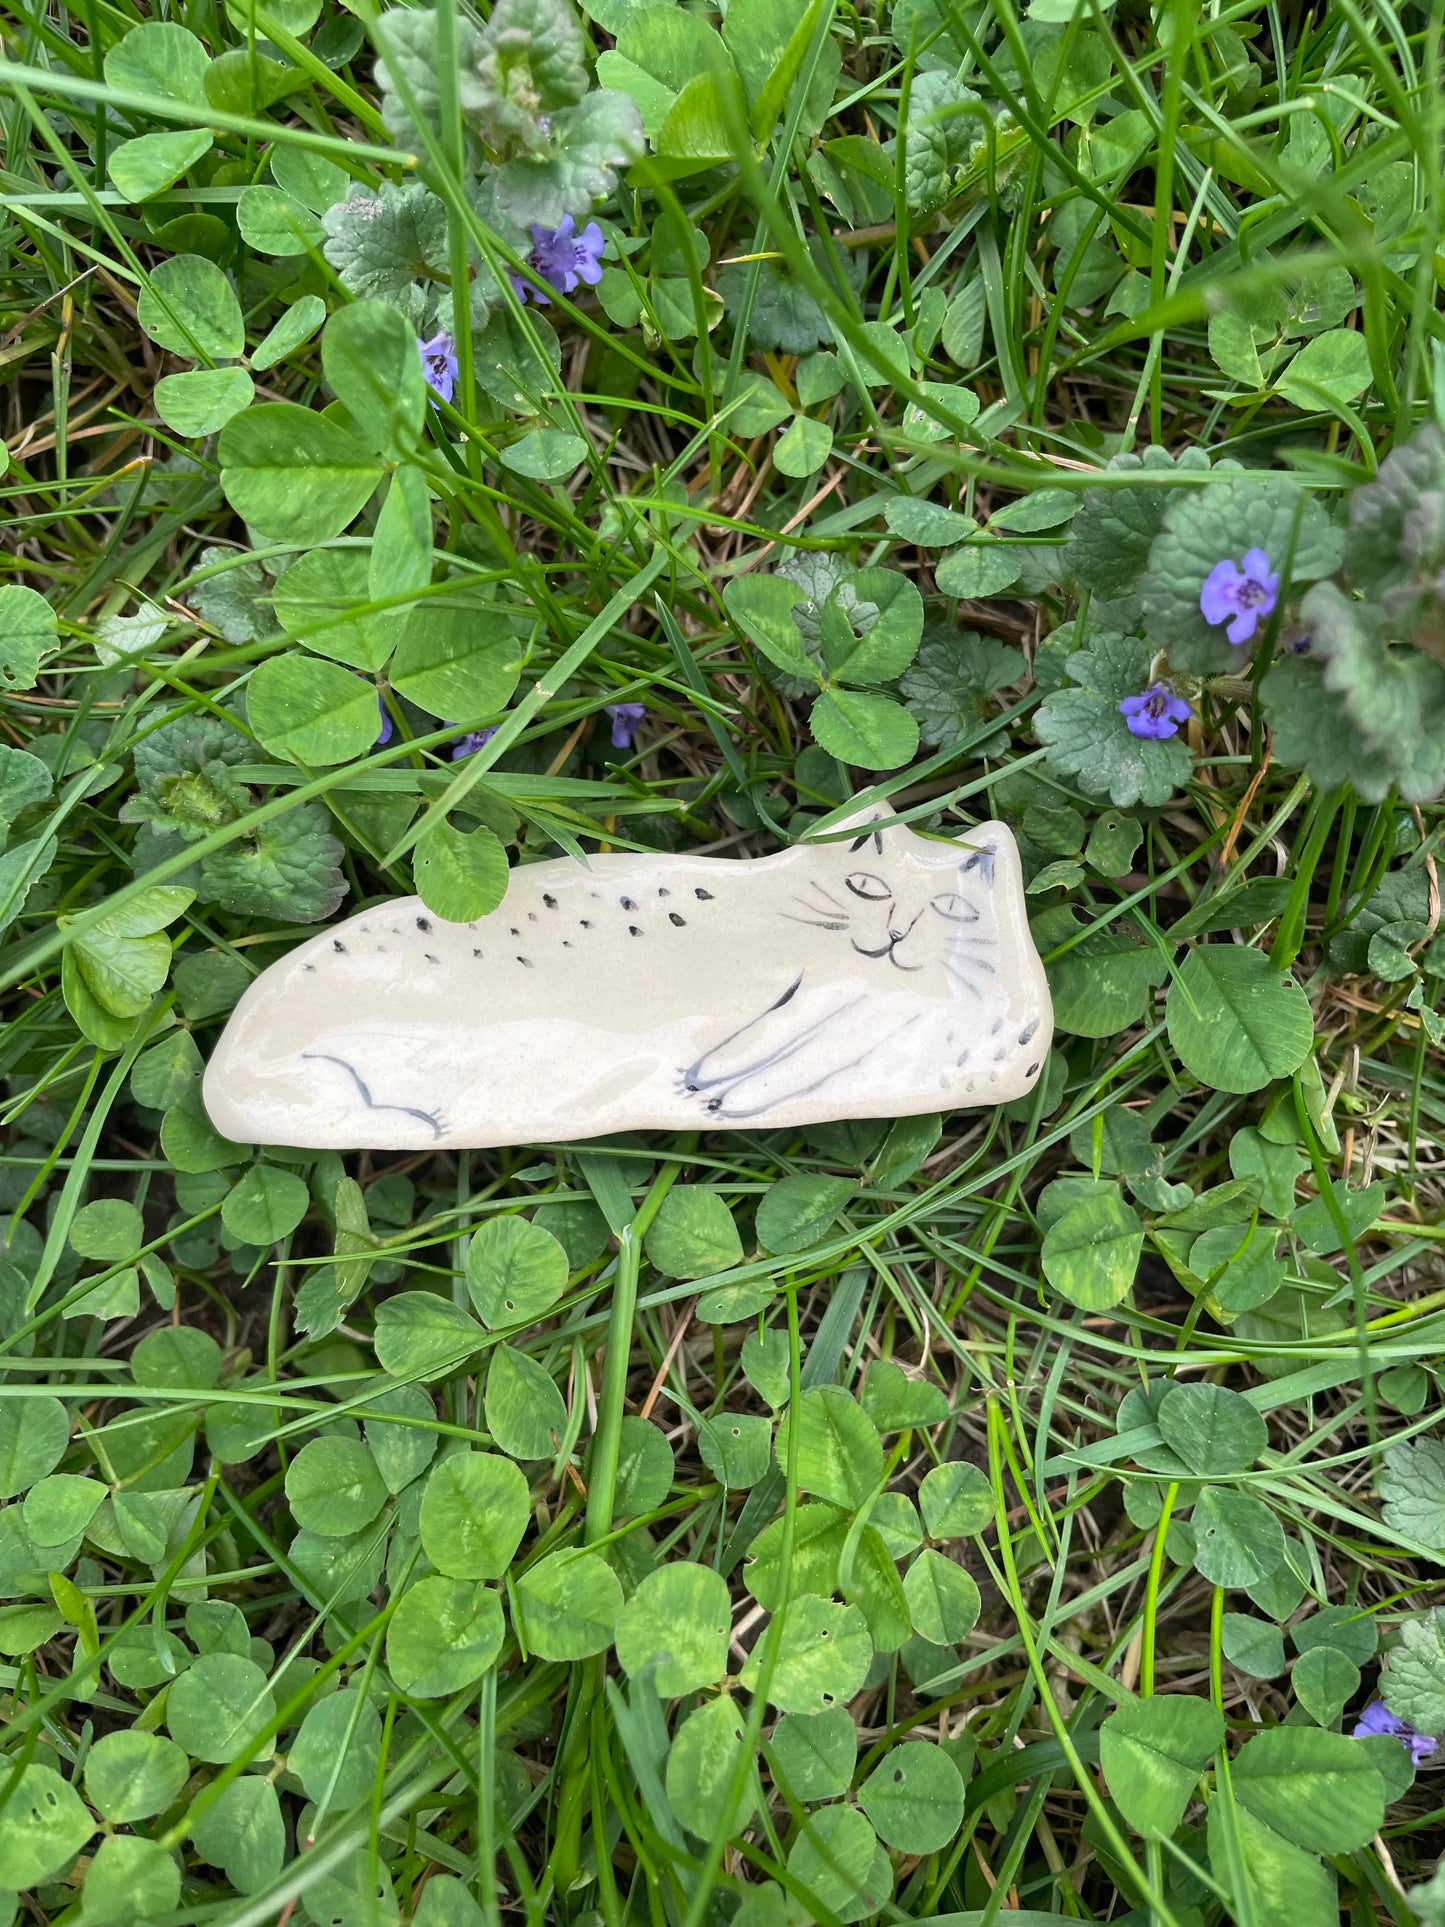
1034 631 1193 808
322 181 448 316
1378 1438 1445 1555
1302 582 1445 804
200 800 347 924
1261 656 1378 798
902 70 981 212
492 89 645 229
1064 446 1212 596
1141 477 1343 673
899 627 1022 753
1381 1608 1445 1731
1345 420 1445 597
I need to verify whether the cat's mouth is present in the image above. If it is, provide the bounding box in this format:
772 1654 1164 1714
852 936 923 971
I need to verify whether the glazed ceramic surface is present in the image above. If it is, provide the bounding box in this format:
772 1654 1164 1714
202 813 1053 1149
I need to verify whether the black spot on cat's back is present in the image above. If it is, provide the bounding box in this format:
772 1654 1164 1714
629 925 642 937
668 913 686 927
1019 1019 1039 1045
621 896 638 911
543 894 557 909
416 917 431 933
695 887 713 901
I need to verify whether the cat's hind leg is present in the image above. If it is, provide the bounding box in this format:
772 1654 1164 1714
684 1003 923 1121
677 973 824 1095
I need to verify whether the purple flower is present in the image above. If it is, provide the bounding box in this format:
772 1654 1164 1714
1352 1700 1439 1765
417 330 459 404
515 215 607 306
604 702 645 751
1118 681 1192 741
1199 546 1280 645
376 694 394 746
451 724 499 760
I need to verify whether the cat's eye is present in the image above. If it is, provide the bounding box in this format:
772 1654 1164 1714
930 891 973 921
845 872 891 901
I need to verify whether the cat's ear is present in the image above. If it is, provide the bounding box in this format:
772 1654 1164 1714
803 802 895 856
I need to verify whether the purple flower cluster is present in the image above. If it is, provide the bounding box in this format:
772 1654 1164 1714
413 219 606 398
604 703 645 751
1352 1700 1440 1766
1119 681 1191 741
452 725 499 760
417 330 459 404
1200 547 1279 644
514 216 606 306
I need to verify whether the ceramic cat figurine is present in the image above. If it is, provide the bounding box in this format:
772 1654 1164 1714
202 811 1052 1150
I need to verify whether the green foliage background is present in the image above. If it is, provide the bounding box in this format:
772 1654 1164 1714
1 0 1445 1920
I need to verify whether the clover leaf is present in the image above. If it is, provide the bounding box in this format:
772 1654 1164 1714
726 567 923 769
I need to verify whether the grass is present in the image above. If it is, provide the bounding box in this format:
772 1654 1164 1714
1 0 1444 1922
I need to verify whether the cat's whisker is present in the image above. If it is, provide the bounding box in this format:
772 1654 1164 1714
782 913 850 930
801 883 851 913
